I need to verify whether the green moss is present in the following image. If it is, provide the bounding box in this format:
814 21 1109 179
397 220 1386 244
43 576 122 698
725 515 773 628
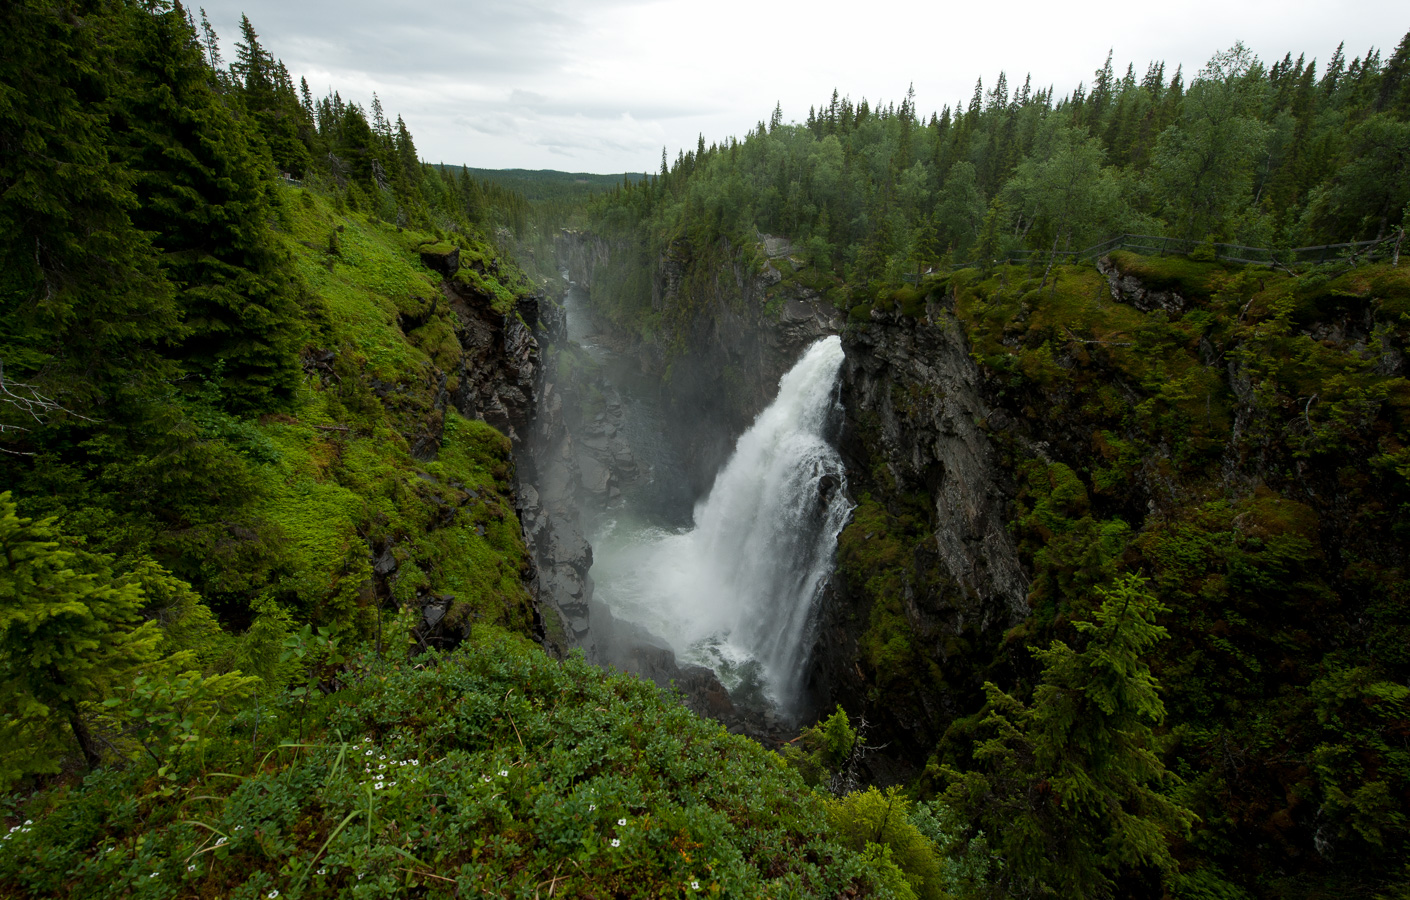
452 267 519 314
837 495 948 703
416 239 455 256
1105 249 1231 298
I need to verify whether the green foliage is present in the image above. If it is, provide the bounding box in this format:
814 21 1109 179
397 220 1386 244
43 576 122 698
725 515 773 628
0 636 895 899
826 786 946 900
782 704 857 789
0 493 162 779
938 575 1194 899
0 0 181 421
114 3 304 413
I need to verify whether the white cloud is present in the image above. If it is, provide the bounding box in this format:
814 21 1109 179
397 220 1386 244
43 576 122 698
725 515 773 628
203 0 1409 173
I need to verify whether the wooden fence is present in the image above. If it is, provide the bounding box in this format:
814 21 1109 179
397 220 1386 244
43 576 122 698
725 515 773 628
939 231 1404 273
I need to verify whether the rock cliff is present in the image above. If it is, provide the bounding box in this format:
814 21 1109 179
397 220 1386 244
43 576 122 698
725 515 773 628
556 232 1031 759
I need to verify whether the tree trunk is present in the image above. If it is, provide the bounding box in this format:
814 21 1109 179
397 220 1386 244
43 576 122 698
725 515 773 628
1040 227 1063 288
69 710 102 770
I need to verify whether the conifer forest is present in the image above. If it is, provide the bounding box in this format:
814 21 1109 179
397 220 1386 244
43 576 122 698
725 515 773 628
2 2 1409 898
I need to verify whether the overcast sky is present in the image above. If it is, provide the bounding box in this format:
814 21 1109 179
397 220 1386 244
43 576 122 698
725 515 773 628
202 1 1409 175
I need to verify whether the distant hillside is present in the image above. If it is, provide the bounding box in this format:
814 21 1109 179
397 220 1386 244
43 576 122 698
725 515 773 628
436 166 647 202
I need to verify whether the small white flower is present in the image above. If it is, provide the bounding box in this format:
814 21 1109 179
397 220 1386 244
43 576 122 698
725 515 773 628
378 755 386 760
365 750 373 756
268 891 280 898
378 764 386 770
19 828 29 834
691 881 700 890
22 820 31 826
482 775 492 783
233 825 243 831
215 837 227 847
357 873 364 880
106 847 115 853
374 782 385 790
149 872 159 878
389 781 397 787
411 759 419 766
317 867 327 875
363 737 371 743
7 827 16 834
589 804 596 812
187 864 196 872
617 818 627 826
610 838 620 847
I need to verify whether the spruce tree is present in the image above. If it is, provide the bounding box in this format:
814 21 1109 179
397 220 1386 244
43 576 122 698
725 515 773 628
111 3 303 413
0 0 181 434
0 492 161 775
940 574 1194 899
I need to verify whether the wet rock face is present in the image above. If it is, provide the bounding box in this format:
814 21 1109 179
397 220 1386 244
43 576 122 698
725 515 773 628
841 306 1028 625
558 231 842 494
444 283 539 445
799 301 1029 761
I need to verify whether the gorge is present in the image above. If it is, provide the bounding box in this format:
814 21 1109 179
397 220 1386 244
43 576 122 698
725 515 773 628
4 7 1409 897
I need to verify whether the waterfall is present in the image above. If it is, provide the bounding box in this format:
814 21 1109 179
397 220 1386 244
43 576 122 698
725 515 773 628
591 336 851 713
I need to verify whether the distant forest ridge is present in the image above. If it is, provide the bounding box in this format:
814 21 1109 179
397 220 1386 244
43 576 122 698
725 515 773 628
432 166 648 203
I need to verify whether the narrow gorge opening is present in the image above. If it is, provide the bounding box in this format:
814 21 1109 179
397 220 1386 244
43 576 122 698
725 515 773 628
549 284 851 724
590 336 850 717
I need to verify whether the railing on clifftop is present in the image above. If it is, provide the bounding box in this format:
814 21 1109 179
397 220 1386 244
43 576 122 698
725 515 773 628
941 231 1404 273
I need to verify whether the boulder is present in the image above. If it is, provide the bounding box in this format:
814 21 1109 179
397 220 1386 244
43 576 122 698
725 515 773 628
418 242 460 276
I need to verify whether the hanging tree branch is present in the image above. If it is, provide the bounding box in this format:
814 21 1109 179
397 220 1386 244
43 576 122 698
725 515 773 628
0 359 94 454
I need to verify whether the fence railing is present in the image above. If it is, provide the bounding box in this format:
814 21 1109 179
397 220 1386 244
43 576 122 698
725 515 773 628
937 232 1402 273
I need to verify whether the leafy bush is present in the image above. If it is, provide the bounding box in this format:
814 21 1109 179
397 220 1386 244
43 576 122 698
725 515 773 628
0 633 897 899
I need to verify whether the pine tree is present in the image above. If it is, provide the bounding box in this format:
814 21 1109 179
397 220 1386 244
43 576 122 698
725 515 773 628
0 492 161 775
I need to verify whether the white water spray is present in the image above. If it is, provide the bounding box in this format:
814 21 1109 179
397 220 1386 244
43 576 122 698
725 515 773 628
591 336 851 711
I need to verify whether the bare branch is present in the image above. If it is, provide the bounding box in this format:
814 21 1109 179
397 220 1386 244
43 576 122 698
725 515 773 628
0 358 95 441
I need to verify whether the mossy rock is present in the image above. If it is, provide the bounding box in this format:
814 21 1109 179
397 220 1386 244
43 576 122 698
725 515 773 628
1106 250 1229 299
418 241 460 276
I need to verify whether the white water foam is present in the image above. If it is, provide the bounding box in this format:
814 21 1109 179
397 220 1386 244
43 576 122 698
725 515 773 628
590 336 851 712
